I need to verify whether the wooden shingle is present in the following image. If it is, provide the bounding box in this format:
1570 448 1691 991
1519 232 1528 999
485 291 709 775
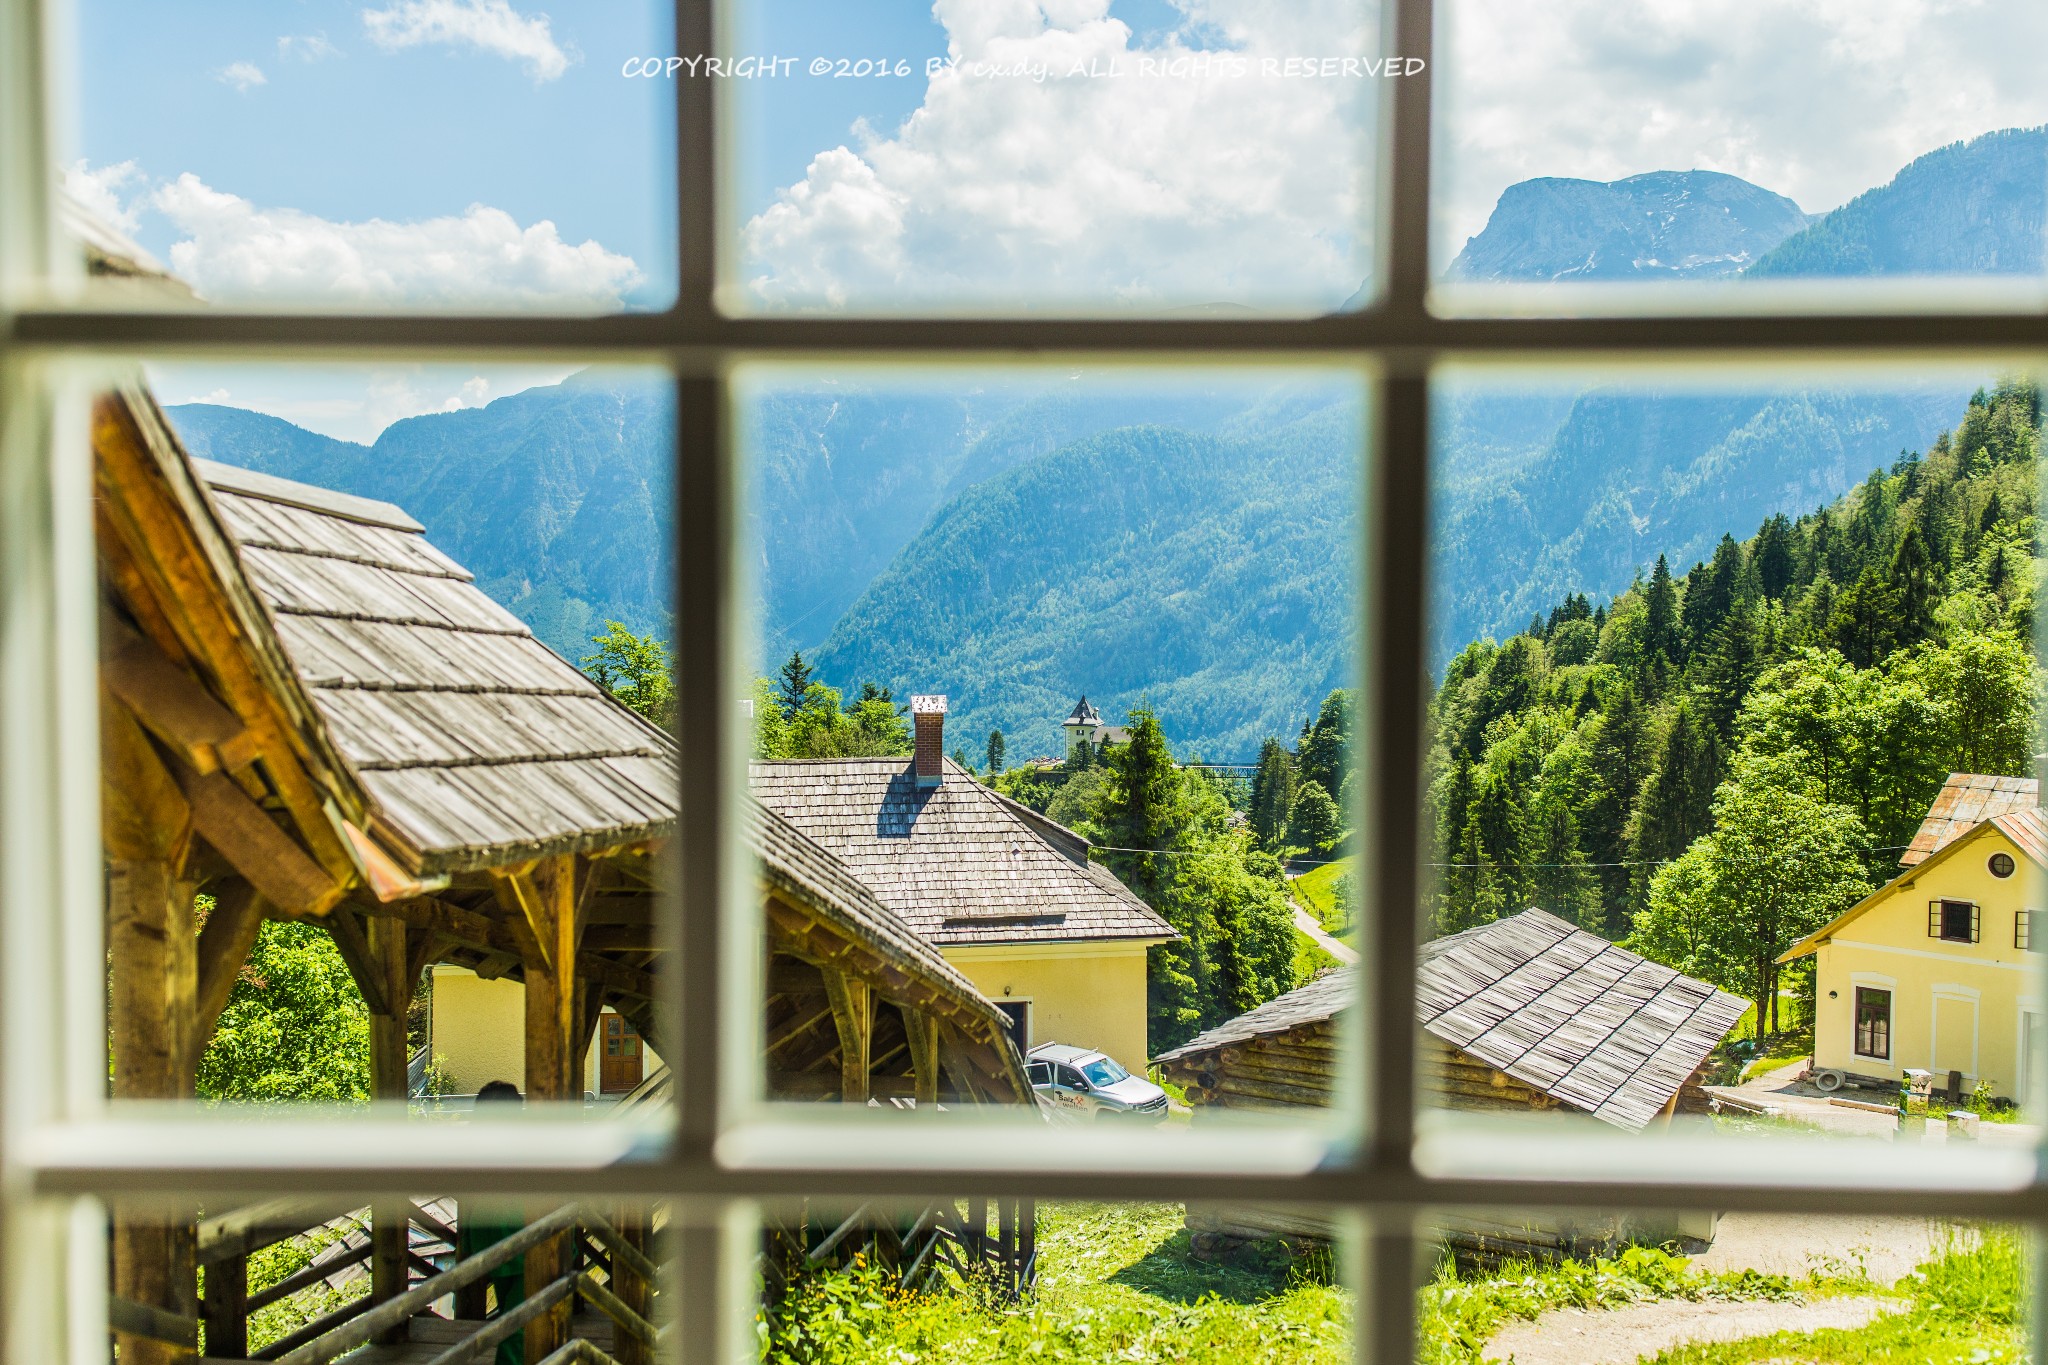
1154 907 1747 1132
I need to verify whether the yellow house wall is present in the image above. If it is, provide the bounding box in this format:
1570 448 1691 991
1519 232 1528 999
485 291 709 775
1811 827 2045 1101
429 966 662 1097
941 940 1157 1075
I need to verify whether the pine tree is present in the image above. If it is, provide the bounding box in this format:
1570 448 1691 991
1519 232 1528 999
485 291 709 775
1887 525 1936 648
1098 708 1179 904
985 728 1006 774
1527 792 1600 929
1754 514 1795 600
1625 701 1723 912
1643 554 1679 680
1248 736 1298 847
776 650 814 719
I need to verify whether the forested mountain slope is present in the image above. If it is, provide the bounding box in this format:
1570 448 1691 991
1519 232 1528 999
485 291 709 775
1426 384 2043 1005
814 401 1363 761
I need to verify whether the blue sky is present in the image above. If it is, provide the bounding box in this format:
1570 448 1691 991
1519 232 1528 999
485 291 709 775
71 1 2048 439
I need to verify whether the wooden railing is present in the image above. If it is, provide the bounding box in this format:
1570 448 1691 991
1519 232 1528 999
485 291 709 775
762 1198 1037 1304
131 1200 664 1364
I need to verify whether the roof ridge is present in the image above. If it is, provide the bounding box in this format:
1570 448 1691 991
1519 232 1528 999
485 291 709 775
198 458 423 532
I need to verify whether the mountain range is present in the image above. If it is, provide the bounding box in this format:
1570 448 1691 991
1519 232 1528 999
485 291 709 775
167 125 2047 759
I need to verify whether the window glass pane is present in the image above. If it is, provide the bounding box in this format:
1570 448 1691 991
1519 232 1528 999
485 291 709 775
1420 1214 2031 1363
84 358 674 1118
1432 1 2048 312
759 1201 1352 1359
68 1 676 310
1421 364 2048 1158
720 1 1382 316
737 364 1363 1143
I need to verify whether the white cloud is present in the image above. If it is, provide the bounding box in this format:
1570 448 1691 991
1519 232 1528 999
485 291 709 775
63 159 143 234
1436 0 2048 259
748 0 2048 307
215 61 268 92
742 0 1374 312
278 32 344 62
149 173 642 307
361 0 572 82
189 388 232 405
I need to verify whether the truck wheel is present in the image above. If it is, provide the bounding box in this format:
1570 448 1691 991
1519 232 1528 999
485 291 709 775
1813 1069 1844 1092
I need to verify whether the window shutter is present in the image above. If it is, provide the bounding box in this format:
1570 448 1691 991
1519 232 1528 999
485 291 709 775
1973 903 1982 943
2019 910 2031 951
1930 901 1942 937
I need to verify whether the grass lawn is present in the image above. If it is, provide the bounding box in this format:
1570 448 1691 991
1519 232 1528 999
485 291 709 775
759 1203 1349 1363
1639 1228 2026 1364
1291 857 1354 933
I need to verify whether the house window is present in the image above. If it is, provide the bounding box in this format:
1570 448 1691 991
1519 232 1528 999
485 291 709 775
1930 899 1981 944
1854 988 1892 1061
2021 911 2039 952
1990 853 2016 879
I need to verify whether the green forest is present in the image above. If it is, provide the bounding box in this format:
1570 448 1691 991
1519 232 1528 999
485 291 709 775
1426 382 2043 1028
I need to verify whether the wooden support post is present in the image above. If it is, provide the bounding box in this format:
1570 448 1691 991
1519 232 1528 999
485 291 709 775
191 880 267 1074
109 859 200 1364
512 855 579 1360
1019 1198 1036 1291
199 1250 248 1360
820 966 873 1104
367 914 411 1343
904 1010 940 1107
612 1207 652 1365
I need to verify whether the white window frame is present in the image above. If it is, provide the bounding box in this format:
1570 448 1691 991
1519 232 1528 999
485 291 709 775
3 2 2048 1362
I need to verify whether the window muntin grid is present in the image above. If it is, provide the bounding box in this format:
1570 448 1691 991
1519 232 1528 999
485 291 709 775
2 3 2047 1365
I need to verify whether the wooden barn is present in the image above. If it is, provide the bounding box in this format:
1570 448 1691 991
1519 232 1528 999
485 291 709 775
91 378 1031 1361
1153 907 1747 1264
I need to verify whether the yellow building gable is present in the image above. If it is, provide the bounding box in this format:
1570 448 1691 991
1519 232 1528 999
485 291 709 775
1780 813 2047 1100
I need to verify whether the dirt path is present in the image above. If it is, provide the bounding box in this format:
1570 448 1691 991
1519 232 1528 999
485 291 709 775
1291 903 1357 964
1688 1213 1947 1285
1483 1294 1901 1365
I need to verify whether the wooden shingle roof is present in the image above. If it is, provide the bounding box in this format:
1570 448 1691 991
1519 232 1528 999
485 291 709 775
1154 907 1747 1132
748 798 1009 1032
1901 772 2039 867
195 459 676 874
749 758 1175 947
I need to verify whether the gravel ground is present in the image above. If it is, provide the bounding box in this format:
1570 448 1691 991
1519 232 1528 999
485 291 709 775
1483 1296 1902 1365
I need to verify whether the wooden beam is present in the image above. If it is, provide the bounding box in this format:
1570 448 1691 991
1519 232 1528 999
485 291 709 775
189 879 267 1075
579 924 663 953
176 763 343 916
100 606 254 776
325 909 392 1018
904 1010 941 1107
820 965 873 1104
94 393 363 887
100 690 192 866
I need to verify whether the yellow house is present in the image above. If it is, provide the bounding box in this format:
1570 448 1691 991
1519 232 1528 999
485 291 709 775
1779 773 2047 1101
752 698 1176 1075
428 971 658 1098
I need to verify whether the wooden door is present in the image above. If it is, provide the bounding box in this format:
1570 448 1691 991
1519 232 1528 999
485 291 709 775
600 1012 643 1093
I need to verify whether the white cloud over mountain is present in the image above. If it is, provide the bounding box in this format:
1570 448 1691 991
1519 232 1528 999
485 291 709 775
1426 0 2048 260
141 173 640 307
747 0 2048 308
361 0 572 83
742 0 1374 312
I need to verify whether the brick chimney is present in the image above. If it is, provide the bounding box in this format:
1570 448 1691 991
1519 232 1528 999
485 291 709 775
912 694 947 788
